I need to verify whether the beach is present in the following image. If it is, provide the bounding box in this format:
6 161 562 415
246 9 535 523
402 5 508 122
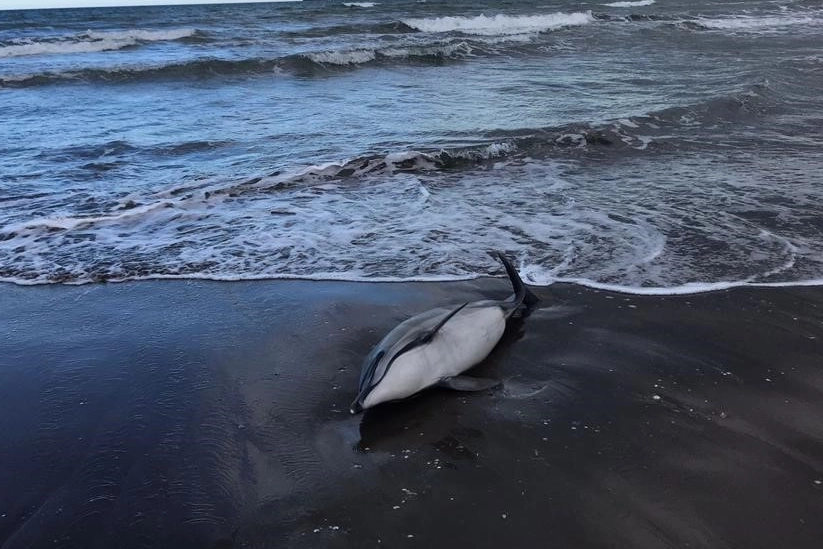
1 279 822 548
3 0 823 546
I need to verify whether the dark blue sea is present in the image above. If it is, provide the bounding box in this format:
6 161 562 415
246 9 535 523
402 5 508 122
2 0 823 291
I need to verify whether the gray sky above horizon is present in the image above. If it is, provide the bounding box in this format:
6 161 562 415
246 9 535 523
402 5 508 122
0 0 300 10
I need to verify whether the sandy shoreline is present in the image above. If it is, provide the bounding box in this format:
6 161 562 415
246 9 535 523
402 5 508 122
1 279 822 548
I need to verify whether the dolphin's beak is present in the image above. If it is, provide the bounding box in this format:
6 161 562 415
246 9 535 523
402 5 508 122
350 400 363 415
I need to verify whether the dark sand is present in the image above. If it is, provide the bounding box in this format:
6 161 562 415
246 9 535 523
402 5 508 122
1 279 822 549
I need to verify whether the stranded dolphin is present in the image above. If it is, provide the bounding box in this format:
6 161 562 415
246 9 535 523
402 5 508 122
350 252 538 414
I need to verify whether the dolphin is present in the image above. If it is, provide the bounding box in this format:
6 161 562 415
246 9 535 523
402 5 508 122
350 252 538 414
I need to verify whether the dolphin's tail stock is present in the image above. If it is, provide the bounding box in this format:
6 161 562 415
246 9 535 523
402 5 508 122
496 251 540 315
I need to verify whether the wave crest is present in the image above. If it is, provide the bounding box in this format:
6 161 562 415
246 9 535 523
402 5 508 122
694 14 818 31
301 40 473 66
0 28 197 58
603 1 655 7
1 40 478 87
402 11 594 36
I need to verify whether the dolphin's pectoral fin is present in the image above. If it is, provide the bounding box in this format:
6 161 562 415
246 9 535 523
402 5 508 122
438 376 502 392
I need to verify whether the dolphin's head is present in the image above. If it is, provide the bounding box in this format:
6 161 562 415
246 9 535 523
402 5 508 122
350 349 386 414
350 303 464 414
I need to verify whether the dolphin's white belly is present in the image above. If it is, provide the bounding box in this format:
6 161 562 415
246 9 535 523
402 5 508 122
363 306 505 408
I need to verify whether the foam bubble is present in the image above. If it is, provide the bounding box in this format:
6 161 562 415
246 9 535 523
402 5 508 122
484 142 518 156
343 2 378 7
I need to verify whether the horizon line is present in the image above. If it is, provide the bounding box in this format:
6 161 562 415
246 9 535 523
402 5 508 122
0 0 302 12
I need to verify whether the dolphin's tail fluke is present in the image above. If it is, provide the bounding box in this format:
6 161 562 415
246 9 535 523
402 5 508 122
496 251 540 312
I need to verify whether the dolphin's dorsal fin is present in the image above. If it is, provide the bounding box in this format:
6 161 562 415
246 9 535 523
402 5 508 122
496 252 539 314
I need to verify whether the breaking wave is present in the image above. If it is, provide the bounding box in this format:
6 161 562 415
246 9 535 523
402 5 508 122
281 20 417 37
402 11 594 35
603 1 655 7
693 14 819 31
0 44 470 87
11 9 818 87
0 28 198 58
3 83 819 288
0 40 484 87
302 40 473 66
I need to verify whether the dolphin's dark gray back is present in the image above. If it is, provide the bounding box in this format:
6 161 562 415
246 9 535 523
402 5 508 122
356 306 453 395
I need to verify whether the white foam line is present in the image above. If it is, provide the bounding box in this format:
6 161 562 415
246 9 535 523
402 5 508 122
0 39 134 57
549 277 823 296
1 201 176 237
604 0 655 7
403 11 594 36
2 272 822 293
757 231 799 279
306 49 376 65
0 28 196 58
698 15 817 31
754 279 823 288
85 28 196 42
551 277 749 295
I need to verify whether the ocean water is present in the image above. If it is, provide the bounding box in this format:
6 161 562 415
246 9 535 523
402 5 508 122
1 0 822 292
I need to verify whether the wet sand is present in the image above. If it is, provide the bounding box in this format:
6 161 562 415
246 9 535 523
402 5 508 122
1 279 822 549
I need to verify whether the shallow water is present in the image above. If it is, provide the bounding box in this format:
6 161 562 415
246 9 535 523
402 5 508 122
1 0 823 291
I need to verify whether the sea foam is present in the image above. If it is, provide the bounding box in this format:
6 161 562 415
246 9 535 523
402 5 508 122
306 49 377 65
302 40 473 66
84 28 198 42
604 0 655 7
402 11 594 36
697 14 817 31
0 28 196 58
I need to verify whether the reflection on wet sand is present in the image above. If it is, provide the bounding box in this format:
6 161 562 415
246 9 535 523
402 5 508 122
1 279 821 548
